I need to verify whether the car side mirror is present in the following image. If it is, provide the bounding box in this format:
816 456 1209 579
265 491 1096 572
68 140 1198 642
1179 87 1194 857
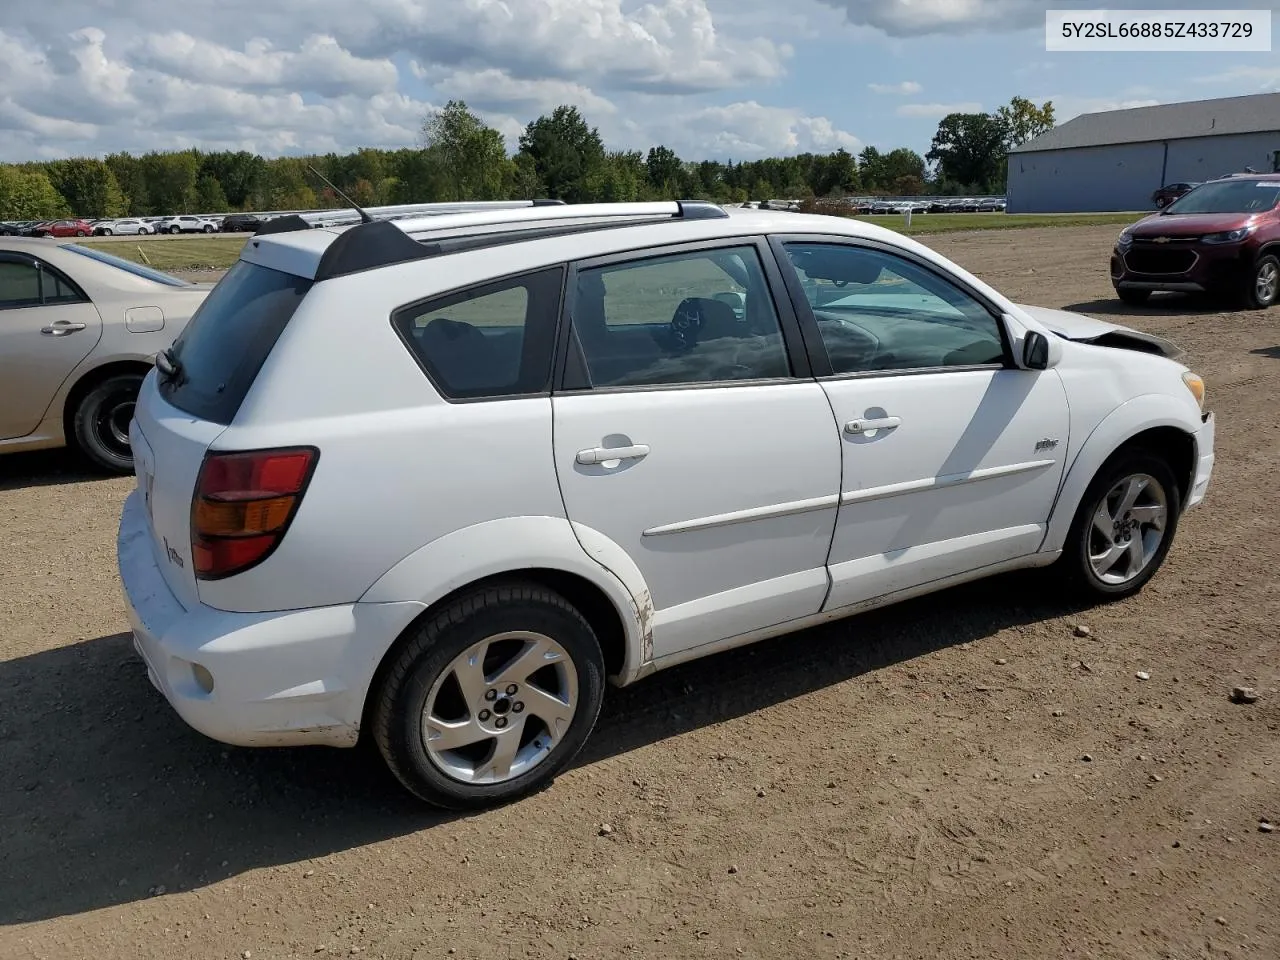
1023 330 1052 369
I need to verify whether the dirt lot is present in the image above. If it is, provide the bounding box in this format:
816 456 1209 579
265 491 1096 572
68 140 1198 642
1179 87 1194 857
2 224 1277 960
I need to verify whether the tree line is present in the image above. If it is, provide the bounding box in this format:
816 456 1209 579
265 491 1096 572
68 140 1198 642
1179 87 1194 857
0 96 1052 221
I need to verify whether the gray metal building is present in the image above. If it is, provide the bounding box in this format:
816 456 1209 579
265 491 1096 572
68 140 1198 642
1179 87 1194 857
1006 92 1280 213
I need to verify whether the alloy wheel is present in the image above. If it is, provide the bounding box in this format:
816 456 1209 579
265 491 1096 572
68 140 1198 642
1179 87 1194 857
1088 473 1168 585
1256 260 1279 305
421 631 578 785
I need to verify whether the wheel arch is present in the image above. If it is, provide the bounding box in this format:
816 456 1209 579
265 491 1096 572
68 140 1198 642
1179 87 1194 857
61 359 155 444
355 516 652 740
1043 396 1200 554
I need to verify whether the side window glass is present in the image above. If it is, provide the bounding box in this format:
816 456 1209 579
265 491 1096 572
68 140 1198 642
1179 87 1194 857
44 270 84 304
392 266 564 400
0 261 43 309
569 245 790 389
782 243 1006 373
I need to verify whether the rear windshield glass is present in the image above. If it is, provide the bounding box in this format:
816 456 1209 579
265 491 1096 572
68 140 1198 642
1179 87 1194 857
159 260 312 424
1164 180 1280 215
59 243 190 287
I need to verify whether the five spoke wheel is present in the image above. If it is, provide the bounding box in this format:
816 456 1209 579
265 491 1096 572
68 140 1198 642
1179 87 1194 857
1088 473 1168 585
423 631 578 785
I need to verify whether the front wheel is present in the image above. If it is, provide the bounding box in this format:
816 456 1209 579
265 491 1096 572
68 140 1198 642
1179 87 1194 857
371 582 606 809
72 373 144 473
1057 449 1181 601
1243 254 1279 310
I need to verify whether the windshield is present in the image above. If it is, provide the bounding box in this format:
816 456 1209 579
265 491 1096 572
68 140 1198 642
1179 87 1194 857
1164 179 1280 215
59 243 190 286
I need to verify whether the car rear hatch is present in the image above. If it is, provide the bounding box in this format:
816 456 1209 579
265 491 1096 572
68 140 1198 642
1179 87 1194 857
131 260 313 609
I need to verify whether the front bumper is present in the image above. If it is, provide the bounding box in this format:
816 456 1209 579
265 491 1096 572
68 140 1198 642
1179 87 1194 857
1111 243 1250 294
116 489 424 748
1187 411 1215 510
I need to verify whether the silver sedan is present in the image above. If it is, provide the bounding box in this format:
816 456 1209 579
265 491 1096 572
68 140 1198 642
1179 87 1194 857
0 237 211 472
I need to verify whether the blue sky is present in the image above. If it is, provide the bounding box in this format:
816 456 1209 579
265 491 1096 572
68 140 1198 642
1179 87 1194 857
0 0 1277 163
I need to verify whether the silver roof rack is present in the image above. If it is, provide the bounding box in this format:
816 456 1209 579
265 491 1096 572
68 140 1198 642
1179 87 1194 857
300 199 564 228
391 200 728 237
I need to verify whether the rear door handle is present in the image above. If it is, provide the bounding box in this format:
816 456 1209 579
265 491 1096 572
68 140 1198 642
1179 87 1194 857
41 321 87 336
576 444 650 465
844 416 901 435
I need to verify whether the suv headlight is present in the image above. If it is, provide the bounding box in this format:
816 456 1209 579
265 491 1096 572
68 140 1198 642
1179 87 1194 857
1117 230 1134 249
1182 371 1206 410
1202 225 1254 244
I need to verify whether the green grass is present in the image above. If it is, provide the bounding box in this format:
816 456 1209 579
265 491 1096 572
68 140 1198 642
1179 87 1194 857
846 211 1142 235
81 236 247 271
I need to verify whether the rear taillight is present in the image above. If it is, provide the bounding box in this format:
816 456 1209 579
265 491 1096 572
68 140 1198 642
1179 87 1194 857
190 446 318 580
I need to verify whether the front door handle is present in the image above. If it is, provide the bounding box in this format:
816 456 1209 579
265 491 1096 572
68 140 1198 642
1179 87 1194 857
844 416 901 436
576 444 650 465
40 321 87 337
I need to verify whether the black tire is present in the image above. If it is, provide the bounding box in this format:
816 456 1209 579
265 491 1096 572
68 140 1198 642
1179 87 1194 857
101 228 113 236
1116 287 1150 306
169 225 181 234
202 224 214 233
1242 253 1279 310
371 582 606 809
75 230 87 237
72 373 144 473
1057 448 1182 601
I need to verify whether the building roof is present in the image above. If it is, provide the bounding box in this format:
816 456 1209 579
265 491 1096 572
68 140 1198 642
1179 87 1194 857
1010 92 1280 154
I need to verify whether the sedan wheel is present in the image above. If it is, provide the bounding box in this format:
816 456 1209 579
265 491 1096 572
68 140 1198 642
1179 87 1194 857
1059 449 1181 599
102 228 113 236
372 582 606 809
72 373 143 473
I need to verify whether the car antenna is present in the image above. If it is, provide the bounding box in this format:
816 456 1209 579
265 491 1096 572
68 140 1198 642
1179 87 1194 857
306 164 375 224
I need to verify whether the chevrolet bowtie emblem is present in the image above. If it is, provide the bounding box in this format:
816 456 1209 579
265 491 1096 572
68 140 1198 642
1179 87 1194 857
1152 236 1171 243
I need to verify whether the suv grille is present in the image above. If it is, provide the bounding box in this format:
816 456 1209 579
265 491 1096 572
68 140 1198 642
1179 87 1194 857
1124 243 1198 275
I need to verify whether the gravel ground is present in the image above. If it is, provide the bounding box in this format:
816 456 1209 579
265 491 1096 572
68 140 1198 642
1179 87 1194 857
1 225 1277 960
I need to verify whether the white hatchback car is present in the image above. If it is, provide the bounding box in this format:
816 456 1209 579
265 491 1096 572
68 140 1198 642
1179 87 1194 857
117 201 1215 808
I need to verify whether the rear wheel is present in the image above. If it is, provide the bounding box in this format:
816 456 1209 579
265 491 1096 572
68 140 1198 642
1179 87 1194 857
72 373 143 473
371 582 606 809
1243 254 1279 309
169 225 181 234
101 228 113 236
1116 287 1150 306
1058 449 1181 601
202 224 214 233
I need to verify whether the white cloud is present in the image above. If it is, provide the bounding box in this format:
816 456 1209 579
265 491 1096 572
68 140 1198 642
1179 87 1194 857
896 102 983 118
638 100 861 157
1197 65 1280 91
0 2 818 162
868 81 922 95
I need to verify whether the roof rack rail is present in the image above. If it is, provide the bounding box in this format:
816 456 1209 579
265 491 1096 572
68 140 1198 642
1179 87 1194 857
302 200 727 282
256 199 566 234
390 200 727 237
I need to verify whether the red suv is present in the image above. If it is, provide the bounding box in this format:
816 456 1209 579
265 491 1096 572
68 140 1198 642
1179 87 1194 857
35 218 95 238
1112 174 1280 309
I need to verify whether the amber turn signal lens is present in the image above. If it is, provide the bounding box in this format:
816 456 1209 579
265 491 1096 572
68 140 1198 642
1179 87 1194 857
194 495 296 537
1181 371 1205 410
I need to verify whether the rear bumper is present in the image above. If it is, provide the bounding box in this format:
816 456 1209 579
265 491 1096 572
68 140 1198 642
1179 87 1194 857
116 489 424 748
1187 410 1215 510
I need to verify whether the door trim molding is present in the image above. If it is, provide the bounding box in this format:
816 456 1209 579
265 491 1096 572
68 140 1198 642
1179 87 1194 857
840 458 1058 506
642 492 840 537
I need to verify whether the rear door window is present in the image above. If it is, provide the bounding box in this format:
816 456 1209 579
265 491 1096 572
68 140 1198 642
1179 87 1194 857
391 267 565 400
159 260 312 424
